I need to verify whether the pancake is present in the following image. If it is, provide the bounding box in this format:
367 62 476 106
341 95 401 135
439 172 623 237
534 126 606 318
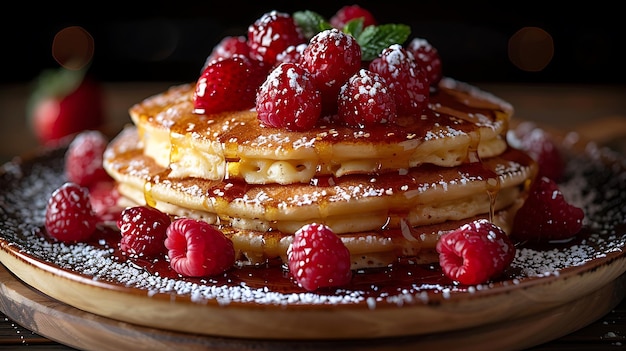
130 78 513 185
104 125 536 268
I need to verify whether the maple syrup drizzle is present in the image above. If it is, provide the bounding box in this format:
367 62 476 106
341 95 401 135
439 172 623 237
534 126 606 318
143 180 156 208
462 127 501 223
169 131 184 168
135 81 510 181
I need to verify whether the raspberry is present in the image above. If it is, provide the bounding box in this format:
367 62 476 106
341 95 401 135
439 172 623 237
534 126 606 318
301 28 362 114
287 223 352 291
45 182 98 243
193 55 269 114
256 62 322 131
89 180 123 223
512 176 584 242
338 69 397 127
330 4 377 30
275 43 307 66
406 37 443 86
204 35 249 64
117 206 171 258
509 122 565 181
165 218 235 277
247 11 305 66
436 219 516 285
64 130 112 188
369 44 430 116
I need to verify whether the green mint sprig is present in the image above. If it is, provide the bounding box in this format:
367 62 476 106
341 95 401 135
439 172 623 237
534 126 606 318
357 23 411 61
293 10 411 61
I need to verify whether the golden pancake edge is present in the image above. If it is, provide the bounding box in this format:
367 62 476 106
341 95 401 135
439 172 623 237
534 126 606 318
128 77 514 185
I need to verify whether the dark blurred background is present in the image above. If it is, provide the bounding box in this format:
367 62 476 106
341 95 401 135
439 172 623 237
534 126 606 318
3 0 625 85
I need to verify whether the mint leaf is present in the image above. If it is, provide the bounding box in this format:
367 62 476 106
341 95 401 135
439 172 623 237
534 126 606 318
357 24 411 61
293 10 332 39
342 18 365 39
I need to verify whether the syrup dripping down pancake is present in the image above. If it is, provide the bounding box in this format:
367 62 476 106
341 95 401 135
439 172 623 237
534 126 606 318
129 78 513 185
104 126 537 268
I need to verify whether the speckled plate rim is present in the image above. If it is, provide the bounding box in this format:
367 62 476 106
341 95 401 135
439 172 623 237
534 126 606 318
0 140 625 340
1 263 623 351
1 245 625 340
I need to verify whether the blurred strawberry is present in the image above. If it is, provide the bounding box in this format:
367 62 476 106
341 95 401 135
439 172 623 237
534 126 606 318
27 67 105 145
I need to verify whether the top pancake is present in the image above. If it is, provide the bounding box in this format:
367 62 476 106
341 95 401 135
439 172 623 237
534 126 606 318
130 77 513 185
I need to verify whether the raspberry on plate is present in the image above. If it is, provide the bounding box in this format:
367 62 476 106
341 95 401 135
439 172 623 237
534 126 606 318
89 180 123 224
45 182 98 243
436 219 516 285
256 62 322 131
512 176 584 242
117 206 171 258
193 55 269 114
508 122 565 181
165 218 235 277
287 223 352 291
338 69 397 127
247 11 305 66
301 28 362 114
369 44 430 116
64 130 112 188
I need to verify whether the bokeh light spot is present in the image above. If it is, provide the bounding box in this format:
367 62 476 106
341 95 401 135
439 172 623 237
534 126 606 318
508 27 554 72
52 26 95 70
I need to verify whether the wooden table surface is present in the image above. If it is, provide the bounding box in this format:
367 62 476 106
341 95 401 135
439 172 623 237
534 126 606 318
0 81 625 350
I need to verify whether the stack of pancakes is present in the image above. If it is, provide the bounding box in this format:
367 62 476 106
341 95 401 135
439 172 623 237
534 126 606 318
103 77 537 269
